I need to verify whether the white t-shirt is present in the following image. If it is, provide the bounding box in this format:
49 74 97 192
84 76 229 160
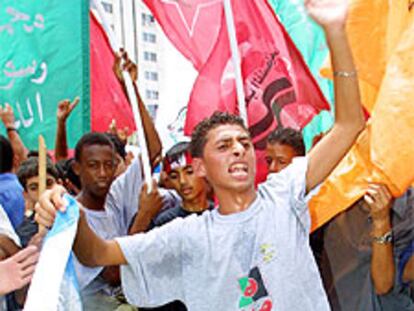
116 157 330 310
0 204 20 247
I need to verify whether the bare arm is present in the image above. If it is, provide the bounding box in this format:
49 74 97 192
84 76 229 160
0 104 28 170
35 185 126 267
365 184 395 295
128 180 163 235
136 90 162 169
403 254 414 282
0 245 39 295
113 50 162 169
305 0 365 191
54 98 79 162
100 266 120 286
73 210 126 267
0 234 20 260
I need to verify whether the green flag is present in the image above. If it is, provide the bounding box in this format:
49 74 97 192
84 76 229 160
0 1 90 150
268 0 334 149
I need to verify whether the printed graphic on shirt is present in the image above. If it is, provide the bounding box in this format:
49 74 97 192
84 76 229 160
238 266 273 310
259 244 276 264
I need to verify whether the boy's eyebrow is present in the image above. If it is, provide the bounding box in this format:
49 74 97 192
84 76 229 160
215 134 250 144
168 168 179 175
238 135 250 141
215 137 232 144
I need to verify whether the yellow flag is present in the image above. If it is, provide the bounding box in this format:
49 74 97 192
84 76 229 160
310 1 414 232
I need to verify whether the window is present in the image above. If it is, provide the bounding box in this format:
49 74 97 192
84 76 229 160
142 32 156 43
101 1 113 13
141 13 155 26
143 51 157 62
145 90 159 100
144 71 159 81
147 104 158 119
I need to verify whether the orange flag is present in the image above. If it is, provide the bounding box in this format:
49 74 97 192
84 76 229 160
309 1 414 232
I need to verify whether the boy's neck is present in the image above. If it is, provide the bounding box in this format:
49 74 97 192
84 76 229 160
216 187 257 215
182 194 209 213
77 191 106 211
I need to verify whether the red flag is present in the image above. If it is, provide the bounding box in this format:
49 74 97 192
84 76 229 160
143 0 223 71
184 0 330 183
90 13 136 133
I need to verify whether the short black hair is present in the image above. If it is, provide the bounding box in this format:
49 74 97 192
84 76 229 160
0 135 13 173
74 132 115 162
105 133 126 160
190 112 247 158
163 141 190 167
17 157 59 189
55 158 81 190
27 150 53 162
267 128 305 156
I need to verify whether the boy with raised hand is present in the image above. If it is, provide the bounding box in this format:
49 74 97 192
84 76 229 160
35 0 365 309
130 141 212 236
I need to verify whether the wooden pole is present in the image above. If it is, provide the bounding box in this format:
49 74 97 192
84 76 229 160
38 135 47 233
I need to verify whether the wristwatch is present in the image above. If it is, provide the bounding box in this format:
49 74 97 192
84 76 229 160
372 230 393 244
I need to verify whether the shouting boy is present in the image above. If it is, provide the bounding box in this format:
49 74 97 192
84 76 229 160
35 1 365 310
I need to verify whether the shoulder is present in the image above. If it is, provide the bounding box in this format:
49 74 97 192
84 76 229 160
258 156 308 199
0 204 21 246
152 206 183 227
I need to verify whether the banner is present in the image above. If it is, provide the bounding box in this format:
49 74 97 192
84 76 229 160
183 0 329 183
0 1 90 150
267 0 334 150
142 0 223 71
90 12 136 133
309 2 414 231
24 195 81 311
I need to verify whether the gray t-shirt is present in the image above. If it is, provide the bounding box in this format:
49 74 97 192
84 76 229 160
105 158 181 235
116 157 330 310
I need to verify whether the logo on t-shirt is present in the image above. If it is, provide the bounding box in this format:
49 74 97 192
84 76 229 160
238 266 273 310
260 243 276 264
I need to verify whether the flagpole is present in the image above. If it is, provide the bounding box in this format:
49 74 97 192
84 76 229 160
91 0 153 192
223 0 248 125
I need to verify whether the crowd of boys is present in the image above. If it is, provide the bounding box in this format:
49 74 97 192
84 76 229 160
1 0 413 310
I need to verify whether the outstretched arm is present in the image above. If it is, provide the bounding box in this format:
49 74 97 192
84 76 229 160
54 97 79 162
305 0 365 191
35 185 126 267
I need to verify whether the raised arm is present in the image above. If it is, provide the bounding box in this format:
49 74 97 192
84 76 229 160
54 97 79 162
113 50 162 169
128 180 163 234
0 104 28 170
35 185 126 267
305 0 365 191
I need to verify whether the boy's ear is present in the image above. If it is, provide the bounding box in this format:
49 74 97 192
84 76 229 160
72 162 81 176
192 158 206 178
23 190 29 201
